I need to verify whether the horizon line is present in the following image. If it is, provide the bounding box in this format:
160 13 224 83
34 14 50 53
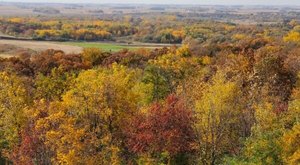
0 1 300 6
0 0 300 7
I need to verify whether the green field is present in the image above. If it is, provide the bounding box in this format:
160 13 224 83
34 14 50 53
62 42 139 52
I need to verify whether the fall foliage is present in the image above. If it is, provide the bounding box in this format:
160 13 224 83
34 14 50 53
0 9 300 165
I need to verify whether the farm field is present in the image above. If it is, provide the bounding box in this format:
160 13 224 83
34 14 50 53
0 39 82 54
0 53 13 58
62 42 136 52
0 39 176 56
61 41 173 52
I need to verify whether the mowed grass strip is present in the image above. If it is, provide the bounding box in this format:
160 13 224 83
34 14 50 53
61 42 138 52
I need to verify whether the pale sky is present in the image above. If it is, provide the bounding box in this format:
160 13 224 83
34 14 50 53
2 0 300 5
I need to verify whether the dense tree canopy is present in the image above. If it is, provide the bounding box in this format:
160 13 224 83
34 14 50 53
0 14 299 165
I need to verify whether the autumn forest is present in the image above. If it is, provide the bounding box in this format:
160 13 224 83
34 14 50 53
0 2 300 165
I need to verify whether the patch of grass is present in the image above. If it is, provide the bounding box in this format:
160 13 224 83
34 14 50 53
61 42 137 52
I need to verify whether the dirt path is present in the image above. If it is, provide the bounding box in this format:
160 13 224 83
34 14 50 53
0 39 83 54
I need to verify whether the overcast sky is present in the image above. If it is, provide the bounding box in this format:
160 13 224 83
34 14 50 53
2 0 300 5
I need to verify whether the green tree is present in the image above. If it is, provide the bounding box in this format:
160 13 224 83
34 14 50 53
35 67 75 101
142 65 172 102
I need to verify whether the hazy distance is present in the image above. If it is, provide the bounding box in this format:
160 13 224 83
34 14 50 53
2 0 300 5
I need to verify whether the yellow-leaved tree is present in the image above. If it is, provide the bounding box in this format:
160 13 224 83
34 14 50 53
194 72 243 165
0 72 30 161
284 31 300 43
281 73 300 165
35 64 149 164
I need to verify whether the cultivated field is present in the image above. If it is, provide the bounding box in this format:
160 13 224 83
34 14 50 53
0 39 177 56
0 39 83 55
64 42 178 51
